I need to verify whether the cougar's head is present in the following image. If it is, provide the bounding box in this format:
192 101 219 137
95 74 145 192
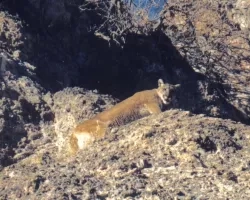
157 79 180 104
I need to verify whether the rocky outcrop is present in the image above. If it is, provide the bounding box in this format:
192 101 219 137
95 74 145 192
161 0 250 122
0 52 53 169
48 87 117 154
1 110 250 199
0 52 117 169
0 8 117 168
3 0 249 124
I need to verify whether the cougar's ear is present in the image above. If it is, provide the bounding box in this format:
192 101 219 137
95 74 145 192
158 79 164 87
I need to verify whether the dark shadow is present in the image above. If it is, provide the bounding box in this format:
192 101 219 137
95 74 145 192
0 148 15 170
0 123 27 169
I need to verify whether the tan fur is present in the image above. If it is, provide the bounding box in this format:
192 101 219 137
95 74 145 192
70 79 179 154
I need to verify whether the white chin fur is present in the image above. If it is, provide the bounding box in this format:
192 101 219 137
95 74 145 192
157 91 167 104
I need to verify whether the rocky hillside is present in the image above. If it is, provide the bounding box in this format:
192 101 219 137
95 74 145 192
1 110 250 199
0 0 250 199
161 0 250 123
